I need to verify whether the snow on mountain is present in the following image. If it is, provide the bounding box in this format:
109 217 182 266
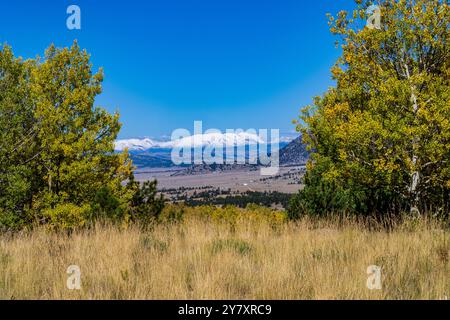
115 132 277 151
114 138 160 151
171 132 264 148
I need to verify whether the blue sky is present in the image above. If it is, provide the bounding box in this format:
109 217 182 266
0 0 356 139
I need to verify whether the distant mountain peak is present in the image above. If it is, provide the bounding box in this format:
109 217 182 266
279 136 309 166
115 133 295 151
114 138 159 151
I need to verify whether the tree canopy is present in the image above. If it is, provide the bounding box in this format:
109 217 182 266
0 42 164 230
294 0 449 216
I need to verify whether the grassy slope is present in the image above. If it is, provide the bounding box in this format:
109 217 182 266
0 214 448 299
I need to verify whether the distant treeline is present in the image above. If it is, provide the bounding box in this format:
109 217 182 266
184 191 292 209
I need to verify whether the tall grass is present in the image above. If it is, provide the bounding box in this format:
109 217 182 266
0 211 448 300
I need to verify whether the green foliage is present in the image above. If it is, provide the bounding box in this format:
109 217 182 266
0 42 165 230
295 0 450 216
158 203 186 224
0 45 39 230
29 42 133 212
287 192 303 220
288 157 405 219
183 190 292 208
128 176 165 225
91 187 124 220
42 203 91 231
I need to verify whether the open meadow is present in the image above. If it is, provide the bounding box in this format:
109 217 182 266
0 208 448 300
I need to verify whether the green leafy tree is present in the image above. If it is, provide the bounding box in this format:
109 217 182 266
29 42 134 215
1 41 165 230
0 45 41 228
295 0 449 216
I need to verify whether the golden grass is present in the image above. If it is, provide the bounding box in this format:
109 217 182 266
0 215 448 300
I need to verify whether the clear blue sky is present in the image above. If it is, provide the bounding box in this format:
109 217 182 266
0 0 356 139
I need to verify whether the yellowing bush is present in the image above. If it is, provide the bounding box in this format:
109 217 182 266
42 203 91 231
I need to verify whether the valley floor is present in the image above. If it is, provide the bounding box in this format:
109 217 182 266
135 166 305 194
0 216 448 299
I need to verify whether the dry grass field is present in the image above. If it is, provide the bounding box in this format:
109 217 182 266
0 212 448 300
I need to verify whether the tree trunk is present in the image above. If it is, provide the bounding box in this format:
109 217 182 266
404 61 421 216
409 83 420 216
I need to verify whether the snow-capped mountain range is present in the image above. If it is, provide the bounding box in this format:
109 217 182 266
114 138 171 151
115 132 295 151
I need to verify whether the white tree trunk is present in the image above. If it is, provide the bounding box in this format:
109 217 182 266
409 155 420 216
405 62 421 216
409 81 420 215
